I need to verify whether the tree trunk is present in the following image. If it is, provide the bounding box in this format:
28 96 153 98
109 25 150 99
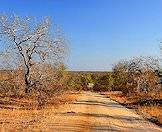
25 76 30 93
24 65 30 93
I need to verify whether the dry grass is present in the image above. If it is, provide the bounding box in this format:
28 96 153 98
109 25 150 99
0 90 78 131
102 91 162 127
0 90 78 110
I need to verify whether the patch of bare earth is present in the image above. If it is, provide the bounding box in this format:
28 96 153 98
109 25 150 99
0 91 78 131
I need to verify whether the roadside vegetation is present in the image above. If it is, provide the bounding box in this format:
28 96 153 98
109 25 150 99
69 56 162 126
0 14 71 109
105 56 162 126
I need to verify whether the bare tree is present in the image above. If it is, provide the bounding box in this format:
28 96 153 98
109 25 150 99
0 15 67 93
112 56 159 95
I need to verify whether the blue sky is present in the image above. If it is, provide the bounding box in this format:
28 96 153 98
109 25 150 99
0 0 162 71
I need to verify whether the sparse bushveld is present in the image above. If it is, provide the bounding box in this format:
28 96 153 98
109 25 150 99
72 56 161 96
0 14 69 108
0 1 162 131
68 56 161 126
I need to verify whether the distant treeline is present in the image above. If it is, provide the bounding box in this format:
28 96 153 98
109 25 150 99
68 56 161 99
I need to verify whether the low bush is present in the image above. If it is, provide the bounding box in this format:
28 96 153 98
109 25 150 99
111 56 161 97
93 74 111 91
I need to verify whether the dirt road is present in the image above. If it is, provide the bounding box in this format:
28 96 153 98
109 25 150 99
37 91 162 131
0 92 162 131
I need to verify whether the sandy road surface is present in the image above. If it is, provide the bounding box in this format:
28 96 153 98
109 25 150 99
0 92 161 132
36 92 162 131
